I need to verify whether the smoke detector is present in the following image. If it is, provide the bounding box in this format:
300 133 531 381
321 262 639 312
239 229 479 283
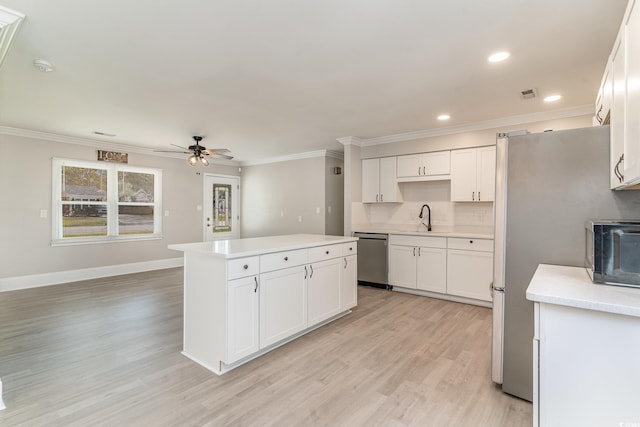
520 89 537 100
33 59 54 72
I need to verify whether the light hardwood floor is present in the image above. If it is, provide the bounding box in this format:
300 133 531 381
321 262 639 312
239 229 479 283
0 268 531 426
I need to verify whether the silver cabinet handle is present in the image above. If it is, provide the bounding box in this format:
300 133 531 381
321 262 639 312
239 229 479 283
472 192 475 201
418 247 421 256
418 166 421 176
325 250 329 255
243 264 249 270
413 247 416 256
254 276 258 293
376 194 379 202
304 265 308 279
344 258 347 269
310 265 314 278
423 166 426 175
478 192 481 201
381 194 384 202
284 256 288 261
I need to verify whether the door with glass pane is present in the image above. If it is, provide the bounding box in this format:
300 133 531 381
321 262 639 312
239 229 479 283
204 174 240 241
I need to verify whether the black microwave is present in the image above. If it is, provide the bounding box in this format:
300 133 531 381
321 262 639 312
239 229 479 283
586 220 640 288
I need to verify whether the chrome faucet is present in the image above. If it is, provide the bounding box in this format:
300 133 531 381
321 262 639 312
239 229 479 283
419 204 432 231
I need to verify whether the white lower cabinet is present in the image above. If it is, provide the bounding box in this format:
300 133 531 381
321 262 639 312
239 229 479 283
388 235 447 292
341 255 357 310
307 258 342 325
389 234 493 305
227 275 260 363
259 265 308 348
447 238 493 302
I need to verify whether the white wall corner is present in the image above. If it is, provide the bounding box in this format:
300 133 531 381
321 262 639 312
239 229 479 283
0 377 5 410
0 257 184 292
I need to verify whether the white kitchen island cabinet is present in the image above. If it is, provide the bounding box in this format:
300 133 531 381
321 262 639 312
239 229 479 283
169 234 358 375
527 264 640 426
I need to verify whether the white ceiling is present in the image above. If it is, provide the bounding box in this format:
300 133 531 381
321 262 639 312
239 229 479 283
0 0 628 162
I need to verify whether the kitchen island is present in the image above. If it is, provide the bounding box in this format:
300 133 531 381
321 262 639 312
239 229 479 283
526 264 640 426
169 234 358 375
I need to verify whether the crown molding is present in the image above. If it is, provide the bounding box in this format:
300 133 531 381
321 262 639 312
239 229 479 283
240 149 343 166
336 136 363 146
0 5 25 69
0 126 239 166
348 104 593 147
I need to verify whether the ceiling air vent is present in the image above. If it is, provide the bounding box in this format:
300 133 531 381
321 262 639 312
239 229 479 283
0 5 25 69
520 89 537 100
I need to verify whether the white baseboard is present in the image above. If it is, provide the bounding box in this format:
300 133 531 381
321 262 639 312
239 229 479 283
0 257 184 292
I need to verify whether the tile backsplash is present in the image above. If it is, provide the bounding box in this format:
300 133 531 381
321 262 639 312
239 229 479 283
352 180 493 228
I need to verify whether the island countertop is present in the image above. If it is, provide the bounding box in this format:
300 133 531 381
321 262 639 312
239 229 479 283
526 264 640 317
169 233 357 259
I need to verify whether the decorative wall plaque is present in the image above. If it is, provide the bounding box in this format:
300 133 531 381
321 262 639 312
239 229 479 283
97 150 128 163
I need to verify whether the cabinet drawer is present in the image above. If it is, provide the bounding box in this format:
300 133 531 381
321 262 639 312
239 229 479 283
260 249 308 273
342 241 358 256
228 256 260 280
447 237 493 252
309 244 342 263
389 234 447 248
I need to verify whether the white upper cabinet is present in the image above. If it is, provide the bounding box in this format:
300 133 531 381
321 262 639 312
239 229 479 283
362 157 402 203
600 0 640 189
450 146 496 202
397 151 451 182
625 0 640 185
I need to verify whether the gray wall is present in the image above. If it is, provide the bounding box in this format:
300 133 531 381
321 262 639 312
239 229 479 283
0 133 239 278
241 156 327 237
324 156 344 236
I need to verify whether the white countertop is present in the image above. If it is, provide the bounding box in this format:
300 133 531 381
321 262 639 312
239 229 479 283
169 234 357 259
526 264 640 317
352 224 494 239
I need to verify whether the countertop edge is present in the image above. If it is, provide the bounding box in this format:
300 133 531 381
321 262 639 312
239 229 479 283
169 234 358 259
526 264 640 318
352 228 494 239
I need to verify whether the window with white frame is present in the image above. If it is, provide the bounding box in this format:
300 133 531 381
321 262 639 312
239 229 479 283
52 158 162 245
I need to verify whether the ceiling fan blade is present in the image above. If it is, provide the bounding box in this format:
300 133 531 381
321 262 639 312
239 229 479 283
171 143 190 150
154 150 191 154
207 153 234 160
206 148 231 154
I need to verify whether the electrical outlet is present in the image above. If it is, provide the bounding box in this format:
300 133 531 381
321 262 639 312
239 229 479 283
196 205 203 211
165 210 170 217
298 216 303 222
327 206 332 213
315 207 320 214
40 210 47 218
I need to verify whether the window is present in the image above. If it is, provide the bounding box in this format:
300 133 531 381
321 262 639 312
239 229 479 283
52 158 162 245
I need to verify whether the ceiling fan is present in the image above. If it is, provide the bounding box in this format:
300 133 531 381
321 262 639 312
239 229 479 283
155 136 233 166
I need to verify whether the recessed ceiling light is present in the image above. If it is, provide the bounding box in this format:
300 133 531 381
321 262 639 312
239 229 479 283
437 114 451 121
488 51 510 63
544 94 562 102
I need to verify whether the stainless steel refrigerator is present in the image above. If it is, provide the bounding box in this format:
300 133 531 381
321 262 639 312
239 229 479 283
491 126 640 402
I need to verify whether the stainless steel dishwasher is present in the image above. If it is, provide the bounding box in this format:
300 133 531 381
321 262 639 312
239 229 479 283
353 232 390 289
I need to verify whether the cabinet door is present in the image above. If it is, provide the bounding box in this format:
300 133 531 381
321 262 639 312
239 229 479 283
378 156 400 202
446 249 493 301
227 275 260 363
388 245 417 289
308 259 342 325
625 0 640 184
362 158 380 203
341 255 357 310
611 37 626 189
259 266 307 348
416 247 447 293
450 149 477 202
397 154 422 178
423 151 451 176
477 146 496 202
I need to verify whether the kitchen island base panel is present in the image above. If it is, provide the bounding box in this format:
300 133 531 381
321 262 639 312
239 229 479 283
392 286 492 308
183 310 352 376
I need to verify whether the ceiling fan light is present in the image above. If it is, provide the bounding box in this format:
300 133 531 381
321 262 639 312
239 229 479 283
200 156 209 166
188 154 198 165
